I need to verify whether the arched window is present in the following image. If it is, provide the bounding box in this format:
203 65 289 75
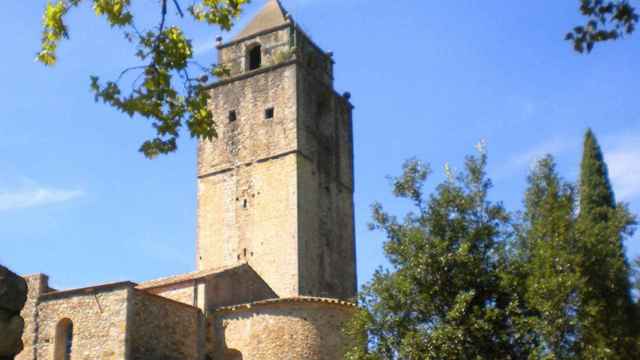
224 348 243 360
247 45 262 71
54 319 73 360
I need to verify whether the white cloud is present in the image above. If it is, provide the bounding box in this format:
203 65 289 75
497 136 578 178
511 138 571 168
490 127 638 206
605 136 640 201
0 187 84 211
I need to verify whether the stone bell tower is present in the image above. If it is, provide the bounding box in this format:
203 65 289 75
196 0 356 301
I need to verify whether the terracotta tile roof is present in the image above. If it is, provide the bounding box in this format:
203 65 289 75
215 296 358 313
40 281 137 301
136 263 248 290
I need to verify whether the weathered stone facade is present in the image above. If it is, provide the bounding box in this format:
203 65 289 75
19 281 205 360
16 274 52 360
197 63 301 298
137 264 277 311
129 290 204 360
197 0 356 302
17 1 357 359
34 283 131 360
211 298 356 360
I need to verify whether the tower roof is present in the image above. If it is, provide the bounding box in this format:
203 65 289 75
233 0 288 41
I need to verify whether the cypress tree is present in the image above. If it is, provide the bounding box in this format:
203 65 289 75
576 129 637 358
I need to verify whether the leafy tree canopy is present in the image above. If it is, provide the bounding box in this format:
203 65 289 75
38 0 250 158
568 0 639 53
346 146 533 359
347 135 639 359
574 129 638 358
516 156 581 359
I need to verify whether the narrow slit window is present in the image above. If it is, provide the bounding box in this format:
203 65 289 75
228 110 237 122
265 107 274 119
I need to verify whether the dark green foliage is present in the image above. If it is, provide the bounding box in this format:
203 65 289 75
567 0 639 53
347 132 639 359
574 129 638 358
579 130 618 213
38 0 249 158
516 156 581 359
345 151 530 359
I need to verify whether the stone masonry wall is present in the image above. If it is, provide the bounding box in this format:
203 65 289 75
16 274 51 360
295 28 334 86
35 285 130 360
218 27 292 77
144 282 197 308
297 64 356 300
197 64 300 298
198 155 299 298
204 264 276 310
198 64 298 175
142 264 276 313
199 20 356 301
129 290 204 360
198 59 356 300
211 300 355 360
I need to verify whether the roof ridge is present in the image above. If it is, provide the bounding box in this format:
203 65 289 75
232 0 289 41
136 263 248 289
40 281 137 300
215 296 358 313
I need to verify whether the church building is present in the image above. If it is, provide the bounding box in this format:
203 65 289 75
18 1 357 359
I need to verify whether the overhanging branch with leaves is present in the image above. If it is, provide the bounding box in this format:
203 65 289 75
38 0 249 158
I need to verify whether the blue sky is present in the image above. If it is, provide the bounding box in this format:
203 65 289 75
1 0 639 290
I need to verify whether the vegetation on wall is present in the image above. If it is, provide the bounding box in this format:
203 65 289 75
346 130 639 359
271 47 295 65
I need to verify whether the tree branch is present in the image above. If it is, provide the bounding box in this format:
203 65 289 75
160 0 168 33
116 65 149 83
172 0 185 18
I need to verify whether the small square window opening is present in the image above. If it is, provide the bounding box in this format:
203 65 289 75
229 110 237 122
265 107 274 119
